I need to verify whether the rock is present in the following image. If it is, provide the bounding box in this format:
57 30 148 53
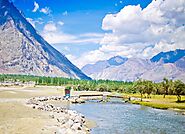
64 119 74 128
71 123 82 131
56 128 66 134
49 114 54 119
70 98 85 104
26 96 88 134
66 128 75 134
56 117 67 124
85 127 90 132
74 117 82 123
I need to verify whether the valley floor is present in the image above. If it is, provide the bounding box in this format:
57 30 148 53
1 86 184 133
0 86 96 134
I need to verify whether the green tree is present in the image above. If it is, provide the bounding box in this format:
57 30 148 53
97 84 108 92
134 79 145 101
144 80 154 98
174 80 185 102
162 78 170 98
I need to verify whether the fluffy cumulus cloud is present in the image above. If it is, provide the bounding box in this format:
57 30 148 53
74 0 185 68
32 1 39 12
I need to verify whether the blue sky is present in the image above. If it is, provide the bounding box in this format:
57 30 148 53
13 0 152 34
12 0 185 68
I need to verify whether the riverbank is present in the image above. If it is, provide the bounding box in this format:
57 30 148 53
27 96 89 134
125 94 185 113
0 86 96 134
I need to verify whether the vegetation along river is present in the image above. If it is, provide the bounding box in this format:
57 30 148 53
65 98 185 134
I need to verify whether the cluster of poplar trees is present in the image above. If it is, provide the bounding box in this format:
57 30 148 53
0 74 184 101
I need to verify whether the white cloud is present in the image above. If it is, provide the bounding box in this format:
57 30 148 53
68 0 185 67
43 31 77 44
71 0 185 68
32 1 39 12
38 0 185 68
26 18 43 28
43 22 57 32
32 1 51 15
58 21 64 26
42 22 104 44
40 7 51 15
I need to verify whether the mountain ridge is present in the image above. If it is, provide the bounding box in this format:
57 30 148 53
82 49 185 82
81 56 128 75
0 0 91 80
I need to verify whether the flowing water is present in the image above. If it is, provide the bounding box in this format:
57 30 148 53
67 98 185 134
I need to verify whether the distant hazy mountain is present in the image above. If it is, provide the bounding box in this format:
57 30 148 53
81 56 128 76
107 56 128 66
151 49 185 63
89 58 152 81
141 63 185 82
0 0 90 80
175 56 185 70
82 50 185 82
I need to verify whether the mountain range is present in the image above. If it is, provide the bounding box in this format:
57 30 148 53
81 56 128 76
0 0 90 80
82 49 185 82
0 0 184 82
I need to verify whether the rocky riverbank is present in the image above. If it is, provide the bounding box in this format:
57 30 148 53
26 96 90 134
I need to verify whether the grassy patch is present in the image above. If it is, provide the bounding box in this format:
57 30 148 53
126 94 185 110
131 101 185 110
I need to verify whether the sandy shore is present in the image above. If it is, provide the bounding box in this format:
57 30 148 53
0 86 96 134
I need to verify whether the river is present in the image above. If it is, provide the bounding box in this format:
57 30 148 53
68 98 185 134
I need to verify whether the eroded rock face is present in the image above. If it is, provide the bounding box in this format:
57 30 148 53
0 0 91 80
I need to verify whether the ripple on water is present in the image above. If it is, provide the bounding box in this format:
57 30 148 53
68 101 185 134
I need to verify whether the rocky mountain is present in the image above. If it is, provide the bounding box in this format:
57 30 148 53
107 56 128 66
0 0 91 80
175 56 185 70
82 50 185 82
141 63 185 82
89 58 152 81
81 56 128 76
151 49 185 63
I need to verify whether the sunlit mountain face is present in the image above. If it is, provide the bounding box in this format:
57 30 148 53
0 0 91 80
82 49 185 82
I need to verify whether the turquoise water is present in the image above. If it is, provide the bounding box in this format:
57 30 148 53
68 99 185 134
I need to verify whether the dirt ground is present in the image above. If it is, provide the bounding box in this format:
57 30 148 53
0 86 97 134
